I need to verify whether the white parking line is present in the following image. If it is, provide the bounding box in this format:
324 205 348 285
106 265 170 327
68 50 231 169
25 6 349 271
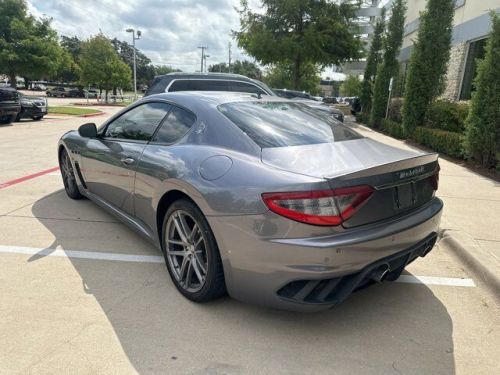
0 245 476 287
395 275 475 287
0 245 164 263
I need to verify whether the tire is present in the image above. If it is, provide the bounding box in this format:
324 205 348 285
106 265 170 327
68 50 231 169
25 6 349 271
161 199 226 302
32 116 42 121
59 149 84 199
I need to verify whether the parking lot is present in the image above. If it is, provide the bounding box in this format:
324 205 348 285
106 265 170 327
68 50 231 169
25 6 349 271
0 106 499 374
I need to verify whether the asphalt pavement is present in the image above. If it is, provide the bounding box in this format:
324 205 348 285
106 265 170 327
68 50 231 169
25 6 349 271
0 107 498 374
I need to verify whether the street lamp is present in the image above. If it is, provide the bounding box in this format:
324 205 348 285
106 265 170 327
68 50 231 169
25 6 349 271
126 28 141 100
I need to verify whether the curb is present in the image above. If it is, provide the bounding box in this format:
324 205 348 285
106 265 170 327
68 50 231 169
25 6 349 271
439 232 500 300
78 112 105 118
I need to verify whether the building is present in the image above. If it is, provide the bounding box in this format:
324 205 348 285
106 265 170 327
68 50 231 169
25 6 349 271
342 0 383 76
397 0 500 101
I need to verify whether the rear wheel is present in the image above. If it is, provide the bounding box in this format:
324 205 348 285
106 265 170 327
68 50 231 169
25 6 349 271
162 200 226 302
59 149 83 199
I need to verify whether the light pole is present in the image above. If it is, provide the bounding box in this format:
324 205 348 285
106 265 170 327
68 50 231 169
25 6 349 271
126 28 141 100
197 46 207 72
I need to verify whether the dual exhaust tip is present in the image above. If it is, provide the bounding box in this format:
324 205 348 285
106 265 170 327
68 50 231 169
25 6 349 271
371 264 390 283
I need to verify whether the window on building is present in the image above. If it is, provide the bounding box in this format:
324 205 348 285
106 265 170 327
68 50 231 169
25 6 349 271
460 38 487 100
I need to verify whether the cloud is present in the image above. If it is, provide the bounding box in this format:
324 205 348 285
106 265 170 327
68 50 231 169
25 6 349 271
26 0 253 71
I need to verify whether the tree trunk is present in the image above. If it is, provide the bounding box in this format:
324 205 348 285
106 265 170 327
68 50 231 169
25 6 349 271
8 73 16 88
293 56 301 90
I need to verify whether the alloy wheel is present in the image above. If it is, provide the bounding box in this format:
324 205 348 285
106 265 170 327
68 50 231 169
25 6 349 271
61 151 75 191
165 210 209 293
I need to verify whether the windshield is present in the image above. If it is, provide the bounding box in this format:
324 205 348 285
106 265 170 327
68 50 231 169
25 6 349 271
218 101 362 148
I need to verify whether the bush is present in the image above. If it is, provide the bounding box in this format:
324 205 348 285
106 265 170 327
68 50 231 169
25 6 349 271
387 97 404 123
426 100 469 132
412 127 464 158
355 111 370 124
382 119 405 139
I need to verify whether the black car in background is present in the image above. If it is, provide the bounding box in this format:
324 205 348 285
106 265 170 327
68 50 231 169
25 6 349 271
0 87 21 124
46 86 68 97
67 88 99 98
145 73 275 97
17 93 47 121
273 89 319 101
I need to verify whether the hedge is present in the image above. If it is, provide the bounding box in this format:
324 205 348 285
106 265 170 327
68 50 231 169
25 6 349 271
426 100 469 133
387 97 404 123
412 127 464 158
381 119 405 139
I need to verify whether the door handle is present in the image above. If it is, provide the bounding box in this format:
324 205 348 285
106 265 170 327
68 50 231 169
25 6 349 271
121 157 135 165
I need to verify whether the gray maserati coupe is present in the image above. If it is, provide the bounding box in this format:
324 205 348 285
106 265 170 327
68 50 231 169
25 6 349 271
58 91 442 312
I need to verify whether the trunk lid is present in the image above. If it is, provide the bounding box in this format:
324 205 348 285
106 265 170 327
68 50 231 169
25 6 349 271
261 138 439 228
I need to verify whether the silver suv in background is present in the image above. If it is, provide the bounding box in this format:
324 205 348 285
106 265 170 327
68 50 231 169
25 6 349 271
145 73 275 97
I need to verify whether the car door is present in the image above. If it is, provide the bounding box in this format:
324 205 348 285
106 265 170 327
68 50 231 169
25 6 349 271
79 102 171 214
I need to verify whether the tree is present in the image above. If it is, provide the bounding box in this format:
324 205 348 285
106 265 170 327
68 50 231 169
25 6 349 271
369 0 406 128
111 38 155 85
360 7 385 113
209 60 262 79
79 35 131 100
235 0 362 90
57 35 83 83
402 0 454 135
464 13 500 168
264 62 321 94
154 65 182 76
0 0 66 85
340 75 362 97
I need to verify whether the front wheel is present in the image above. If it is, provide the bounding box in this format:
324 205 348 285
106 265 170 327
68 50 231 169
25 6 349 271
59 149 83 199
162 200 226 302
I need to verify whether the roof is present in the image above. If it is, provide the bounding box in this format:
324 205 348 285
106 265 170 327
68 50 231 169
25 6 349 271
155 72 252 80
144 91 286 106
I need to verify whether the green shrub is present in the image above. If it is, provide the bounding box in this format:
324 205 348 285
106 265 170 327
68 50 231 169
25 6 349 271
412 127 464 158
355 112 370 125
382 119 405 139
387 97 404 123
426 100 469 132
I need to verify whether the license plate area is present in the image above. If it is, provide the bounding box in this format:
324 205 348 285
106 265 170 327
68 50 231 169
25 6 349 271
393 183 414 210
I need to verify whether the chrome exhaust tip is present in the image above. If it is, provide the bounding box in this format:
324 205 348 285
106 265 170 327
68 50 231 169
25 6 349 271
371 264 390 283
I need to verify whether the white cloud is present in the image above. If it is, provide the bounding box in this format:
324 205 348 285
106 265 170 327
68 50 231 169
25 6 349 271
27 0 252 71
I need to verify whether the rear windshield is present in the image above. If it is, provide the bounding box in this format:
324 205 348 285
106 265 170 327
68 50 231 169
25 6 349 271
218 101 362 148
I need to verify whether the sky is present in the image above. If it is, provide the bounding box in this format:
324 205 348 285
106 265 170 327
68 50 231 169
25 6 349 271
26 0 351 80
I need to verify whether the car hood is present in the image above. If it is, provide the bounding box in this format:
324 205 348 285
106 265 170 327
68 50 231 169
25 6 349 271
261 138 425 179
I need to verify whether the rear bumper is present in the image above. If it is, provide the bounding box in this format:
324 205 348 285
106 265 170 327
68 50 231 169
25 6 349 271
208 198 443 312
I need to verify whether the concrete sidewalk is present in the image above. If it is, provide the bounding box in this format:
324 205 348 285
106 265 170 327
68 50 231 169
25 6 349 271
348 118 500 296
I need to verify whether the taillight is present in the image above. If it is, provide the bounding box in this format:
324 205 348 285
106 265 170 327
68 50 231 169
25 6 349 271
262 185 374 226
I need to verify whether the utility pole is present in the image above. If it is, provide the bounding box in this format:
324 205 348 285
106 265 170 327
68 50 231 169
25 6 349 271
198 46 207 72
126 28 141 100
228 42 232 73
204 54 210 73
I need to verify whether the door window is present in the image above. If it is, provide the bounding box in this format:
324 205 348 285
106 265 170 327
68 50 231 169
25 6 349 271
104 102 171 141
152 106 196 144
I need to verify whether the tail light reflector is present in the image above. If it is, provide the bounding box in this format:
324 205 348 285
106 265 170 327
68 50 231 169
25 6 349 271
262 185 374 226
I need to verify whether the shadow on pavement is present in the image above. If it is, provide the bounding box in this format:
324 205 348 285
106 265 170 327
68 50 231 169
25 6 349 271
32 190 456 374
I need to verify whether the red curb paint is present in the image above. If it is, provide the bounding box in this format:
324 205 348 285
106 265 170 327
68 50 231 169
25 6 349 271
79 112 105 118
0 167 59 190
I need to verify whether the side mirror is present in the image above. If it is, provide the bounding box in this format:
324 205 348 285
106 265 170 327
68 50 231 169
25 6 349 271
78 123 97 138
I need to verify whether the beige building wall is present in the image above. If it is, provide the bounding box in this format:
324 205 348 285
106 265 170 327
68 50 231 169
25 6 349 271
397 0 500 100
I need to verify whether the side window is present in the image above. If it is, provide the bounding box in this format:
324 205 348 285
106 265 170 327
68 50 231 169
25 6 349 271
152 106 196 144
169 80 230 92
105 102 171 141
229 81 266 95
147 78 169 95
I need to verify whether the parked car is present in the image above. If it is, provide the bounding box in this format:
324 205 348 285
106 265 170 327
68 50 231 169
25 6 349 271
145 73 275 97
31 83 47 91
16 92 47 121
273 89 318 100
46 86 68 97
350 96 361 115
67 88 99 99
291 98 345 122
0 87 21 124
323 96 338 104
58 92 442 312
